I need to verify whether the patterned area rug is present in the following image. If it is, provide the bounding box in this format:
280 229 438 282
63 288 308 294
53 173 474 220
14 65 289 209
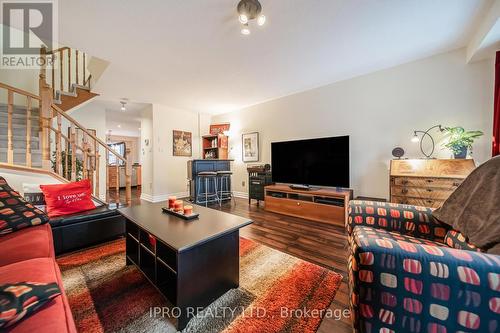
57 237 342 333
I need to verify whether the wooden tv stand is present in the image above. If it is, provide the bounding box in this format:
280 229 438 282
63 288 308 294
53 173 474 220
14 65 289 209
264 184 352 226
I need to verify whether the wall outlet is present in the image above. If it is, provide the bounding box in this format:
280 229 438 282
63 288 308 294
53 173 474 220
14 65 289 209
242 181 245 187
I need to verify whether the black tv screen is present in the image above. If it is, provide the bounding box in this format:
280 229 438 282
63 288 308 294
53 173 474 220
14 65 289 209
271 136 349 188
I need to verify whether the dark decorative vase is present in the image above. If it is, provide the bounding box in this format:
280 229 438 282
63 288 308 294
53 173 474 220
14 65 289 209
454 146 468 159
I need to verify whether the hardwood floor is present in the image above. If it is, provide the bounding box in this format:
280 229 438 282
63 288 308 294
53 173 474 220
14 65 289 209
215 198 353 333
107 186 142 207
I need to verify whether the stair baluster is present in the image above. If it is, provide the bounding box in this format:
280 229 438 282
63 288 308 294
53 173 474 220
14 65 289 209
1 78 132 206
67 49 71 92
26 97 32 167
76 50 79 85
59 49 64 93
83 53 86 86
51 54 55 99
95 146 100 198
56 113 62 175
7 90 14 164
125 148 132 206
70 124 77 181
105 153 110 203
115 163 119 204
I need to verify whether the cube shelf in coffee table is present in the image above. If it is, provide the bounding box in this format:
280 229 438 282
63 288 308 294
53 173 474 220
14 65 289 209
125 220 178 303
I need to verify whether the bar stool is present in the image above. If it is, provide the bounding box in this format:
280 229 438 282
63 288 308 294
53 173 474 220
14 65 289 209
196 171 219 206
217 170 234 205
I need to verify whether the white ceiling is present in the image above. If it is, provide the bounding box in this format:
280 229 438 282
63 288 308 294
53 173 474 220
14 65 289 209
59 0 490 114
88 98 149 136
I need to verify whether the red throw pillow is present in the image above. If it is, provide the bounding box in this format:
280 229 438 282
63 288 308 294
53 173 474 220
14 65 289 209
40 180 96 217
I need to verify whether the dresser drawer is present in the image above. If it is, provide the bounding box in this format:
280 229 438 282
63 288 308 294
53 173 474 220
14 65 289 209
391 195 444 208
390 186 454 200
391 177 462 189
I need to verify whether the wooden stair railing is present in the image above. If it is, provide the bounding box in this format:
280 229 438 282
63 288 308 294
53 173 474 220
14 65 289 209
0 82 42 167
0 82 132 206
40 46 92 100
47 104 132 206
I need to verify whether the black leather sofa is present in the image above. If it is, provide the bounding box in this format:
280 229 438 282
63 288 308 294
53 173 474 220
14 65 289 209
49 205 125 254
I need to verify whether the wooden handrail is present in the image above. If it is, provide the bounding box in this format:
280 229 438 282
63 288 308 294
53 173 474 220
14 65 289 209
0 162 68 183
47 125 91 156
46 46 70 55
50 104 127 162
42 46 92 96
0 82 41 100
2 45 131 206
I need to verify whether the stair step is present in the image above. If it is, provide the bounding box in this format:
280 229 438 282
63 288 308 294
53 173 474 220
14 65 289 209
0 122 40 133
0 136 40 149
0 148 42 167
0 104 40 116
0 114 39 126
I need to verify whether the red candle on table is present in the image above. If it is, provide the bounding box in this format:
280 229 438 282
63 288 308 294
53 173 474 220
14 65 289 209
168 196 177 209
183 205 193 215
174 200 183 213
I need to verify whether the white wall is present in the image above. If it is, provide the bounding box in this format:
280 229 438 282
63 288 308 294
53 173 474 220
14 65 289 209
212 48 494 199
140 105 154 198
61 102 108 199
149 105 203 201
108 135 140 164
0 169 63 193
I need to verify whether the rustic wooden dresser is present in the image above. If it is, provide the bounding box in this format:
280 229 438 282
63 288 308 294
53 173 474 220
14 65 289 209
389 159 475 208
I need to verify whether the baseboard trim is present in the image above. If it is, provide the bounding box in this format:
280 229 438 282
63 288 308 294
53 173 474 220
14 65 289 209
233 191 249 199
140 192 189 203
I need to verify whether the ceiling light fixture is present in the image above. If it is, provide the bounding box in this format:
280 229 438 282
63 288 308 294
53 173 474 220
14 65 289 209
238 14 248 24
241 23 251 35
120 101 126 111
237 0 266 35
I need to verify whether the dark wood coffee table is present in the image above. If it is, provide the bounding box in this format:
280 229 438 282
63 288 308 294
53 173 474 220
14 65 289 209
118 202 252 330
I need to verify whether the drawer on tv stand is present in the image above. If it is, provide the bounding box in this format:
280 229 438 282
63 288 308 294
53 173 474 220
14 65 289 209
264 196 344 225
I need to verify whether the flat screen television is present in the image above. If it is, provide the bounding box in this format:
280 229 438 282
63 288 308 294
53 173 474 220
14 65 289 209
271 136 349 188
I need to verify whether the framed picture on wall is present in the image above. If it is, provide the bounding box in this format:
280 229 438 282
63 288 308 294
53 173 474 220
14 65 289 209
242 132 259 162
173 130 192 157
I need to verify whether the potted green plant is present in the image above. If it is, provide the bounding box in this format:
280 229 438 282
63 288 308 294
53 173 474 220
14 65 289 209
441 126 483 159
51 150 84 180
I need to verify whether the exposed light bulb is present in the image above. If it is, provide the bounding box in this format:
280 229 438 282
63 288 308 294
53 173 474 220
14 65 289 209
411 134 420 143
238 14 248 24
257 14 266 26
121 106 126 111
241 24 250 35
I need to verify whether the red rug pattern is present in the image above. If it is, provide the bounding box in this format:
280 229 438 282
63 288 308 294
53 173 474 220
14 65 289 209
57 238 342 332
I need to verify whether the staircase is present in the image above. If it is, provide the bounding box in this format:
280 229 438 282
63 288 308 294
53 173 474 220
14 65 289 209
0 46 131 206
42 46 100 111
0 103 42 167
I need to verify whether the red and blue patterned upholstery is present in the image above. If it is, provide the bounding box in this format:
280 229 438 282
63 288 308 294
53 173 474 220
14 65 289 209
347 200 500 333
348 200 449 241
0 177 49 235
445 229 482 252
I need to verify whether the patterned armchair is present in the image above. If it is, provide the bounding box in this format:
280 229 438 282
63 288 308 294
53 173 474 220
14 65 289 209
347 200 500 333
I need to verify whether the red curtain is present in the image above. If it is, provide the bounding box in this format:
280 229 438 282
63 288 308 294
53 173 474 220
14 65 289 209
493 52 500 156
